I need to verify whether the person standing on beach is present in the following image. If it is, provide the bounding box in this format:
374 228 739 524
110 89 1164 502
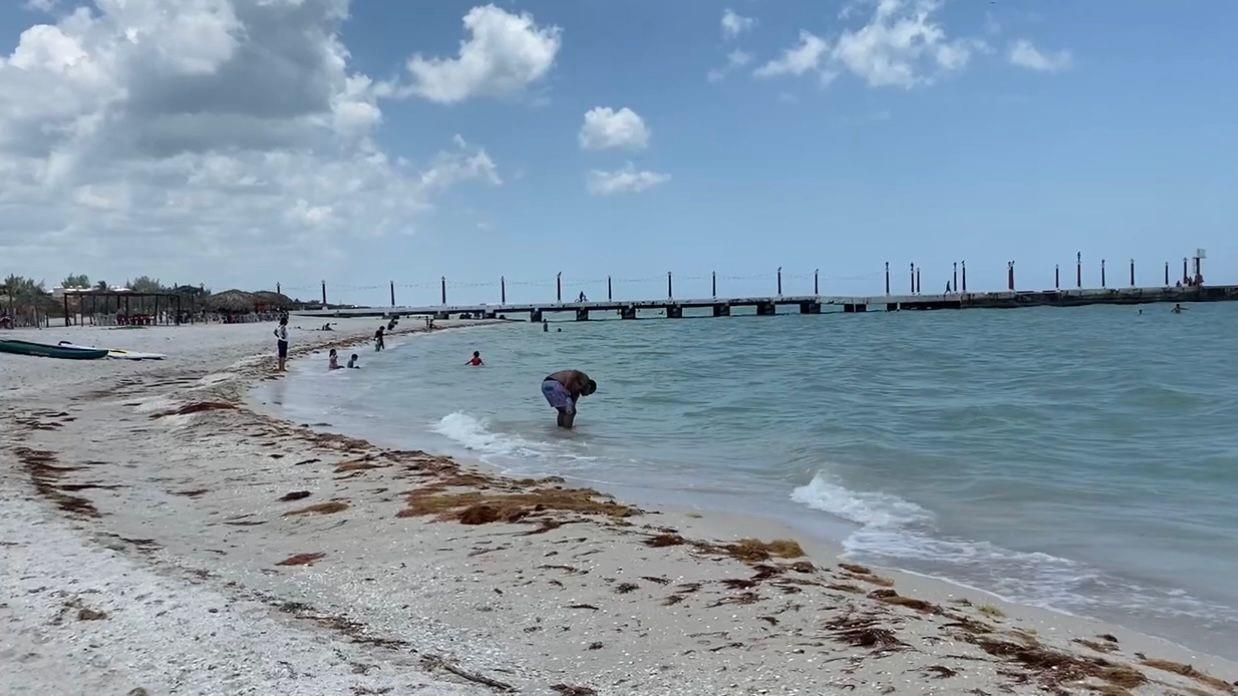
274 316 289 371
541 370 596 429
374 325 385 351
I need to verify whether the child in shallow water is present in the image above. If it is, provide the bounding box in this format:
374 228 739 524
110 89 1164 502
466 351 484 366
347 354 359 368
328 349 340 370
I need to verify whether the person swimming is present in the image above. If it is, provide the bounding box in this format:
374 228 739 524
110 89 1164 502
466 351 484 366
541 370 596 429
347 353 359 368
1172 303 1186 313
374 325 385 351
328 348 340 370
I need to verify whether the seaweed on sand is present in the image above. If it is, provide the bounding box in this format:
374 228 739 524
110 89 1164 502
397 486 633 524
283 501 349 516
1140 659 1234 693
974 637 1147 690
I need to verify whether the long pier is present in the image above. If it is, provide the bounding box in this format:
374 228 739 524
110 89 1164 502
293 284 1238 321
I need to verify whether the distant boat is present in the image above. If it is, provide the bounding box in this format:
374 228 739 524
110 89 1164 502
0 340 109 360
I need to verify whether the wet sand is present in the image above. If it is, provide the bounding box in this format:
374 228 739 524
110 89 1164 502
2 318 1236 695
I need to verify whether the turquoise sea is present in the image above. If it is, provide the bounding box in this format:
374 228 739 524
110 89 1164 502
255 303 1238 658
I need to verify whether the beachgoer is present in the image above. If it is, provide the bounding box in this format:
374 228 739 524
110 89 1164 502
1172 303 1185 314
541 370 597 429
542 319 549 332
321 322 333 331
274 316 289 371
387 317 398 331
374 325 385 351
466 351 484 366
348 354 359 368
328 349 340 370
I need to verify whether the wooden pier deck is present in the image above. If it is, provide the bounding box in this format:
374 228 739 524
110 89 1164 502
293 284 1238 321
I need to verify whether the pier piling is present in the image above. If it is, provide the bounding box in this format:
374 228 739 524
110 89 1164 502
1101 259 1107 289
321 280 326 306
501 276 506 304
440 276 446 305
667 271 673 299
390 281 395 307
1077 252 1082 288
556 272 562 302
777 267 783 296
885 262 890 295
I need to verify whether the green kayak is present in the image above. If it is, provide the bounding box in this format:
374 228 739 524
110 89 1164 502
0 340 109 360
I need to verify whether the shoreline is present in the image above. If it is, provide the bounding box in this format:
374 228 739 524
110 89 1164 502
3 318 1237 694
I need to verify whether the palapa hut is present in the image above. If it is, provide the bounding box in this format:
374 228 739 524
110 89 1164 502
204 289 256 321
251 290 294 313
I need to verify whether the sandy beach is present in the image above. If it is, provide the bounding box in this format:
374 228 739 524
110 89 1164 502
3 319 1236 695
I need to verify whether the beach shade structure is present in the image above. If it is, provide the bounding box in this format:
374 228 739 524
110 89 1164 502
251 290 295 312
204 289 257 314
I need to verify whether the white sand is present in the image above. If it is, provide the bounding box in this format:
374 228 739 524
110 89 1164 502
3 319 1236 695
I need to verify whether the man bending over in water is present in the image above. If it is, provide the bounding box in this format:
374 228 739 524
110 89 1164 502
541 370 597 429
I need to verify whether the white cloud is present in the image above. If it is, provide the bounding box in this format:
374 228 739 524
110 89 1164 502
586 163 669 196
754 31 829 78
23 0 57 12
757 0 984 89
832 0 979 88
402 4 561 104
0 0 502 281
579 107 650 151
1008 39 1071 72
707 50 752 83
721 9 756 40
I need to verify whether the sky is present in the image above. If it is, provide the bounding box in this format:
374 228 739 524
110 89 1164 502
1 0 1236 306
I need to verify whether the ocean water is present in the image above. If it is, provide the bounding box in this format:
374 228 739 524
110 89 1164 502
254 304 1238 657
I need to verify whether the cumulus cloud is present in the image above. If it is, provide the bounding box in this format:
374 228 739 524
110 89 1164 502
754 31 829 78
0 0 501 281
756 0 983 88
579 107 650 150
1008 39 1072 72
721 9 756 39
401 4 561 104
586 163 669 196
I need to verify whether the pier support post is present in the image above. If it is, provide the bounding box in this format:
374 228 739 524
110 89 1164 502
814 269 819 295
1183 258 1188 284
711 271 717 298
799 301 821 314
666 304 683 318
962 260 967 293
390 281 395 307
321 280 327 306
756 301 776 316
1055 265 1060 290
530 309 542 323
886 303 898 311
1130 259 1135 287
712 303 730 317
909 263 915 294
667 271 673 299
620 305 636 320
777 267 782 296
556 272 562 302
1164 262 1169 286
440 276 446 305
885 262 890 295
1007 261 1014 291
953 262 958 294
501 276 506 304
916 266 921 294
576 308 589 321
1076 252 1082 288
1101 259 1106 288
607 276 613 301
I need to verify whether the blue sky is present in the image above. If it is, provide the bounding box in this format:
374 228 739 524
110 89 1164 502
1 1 1235 305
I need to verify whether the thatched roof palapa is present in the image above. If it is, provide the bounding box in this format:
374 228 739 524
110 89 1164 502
204 289 256 313
251 290 294 310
